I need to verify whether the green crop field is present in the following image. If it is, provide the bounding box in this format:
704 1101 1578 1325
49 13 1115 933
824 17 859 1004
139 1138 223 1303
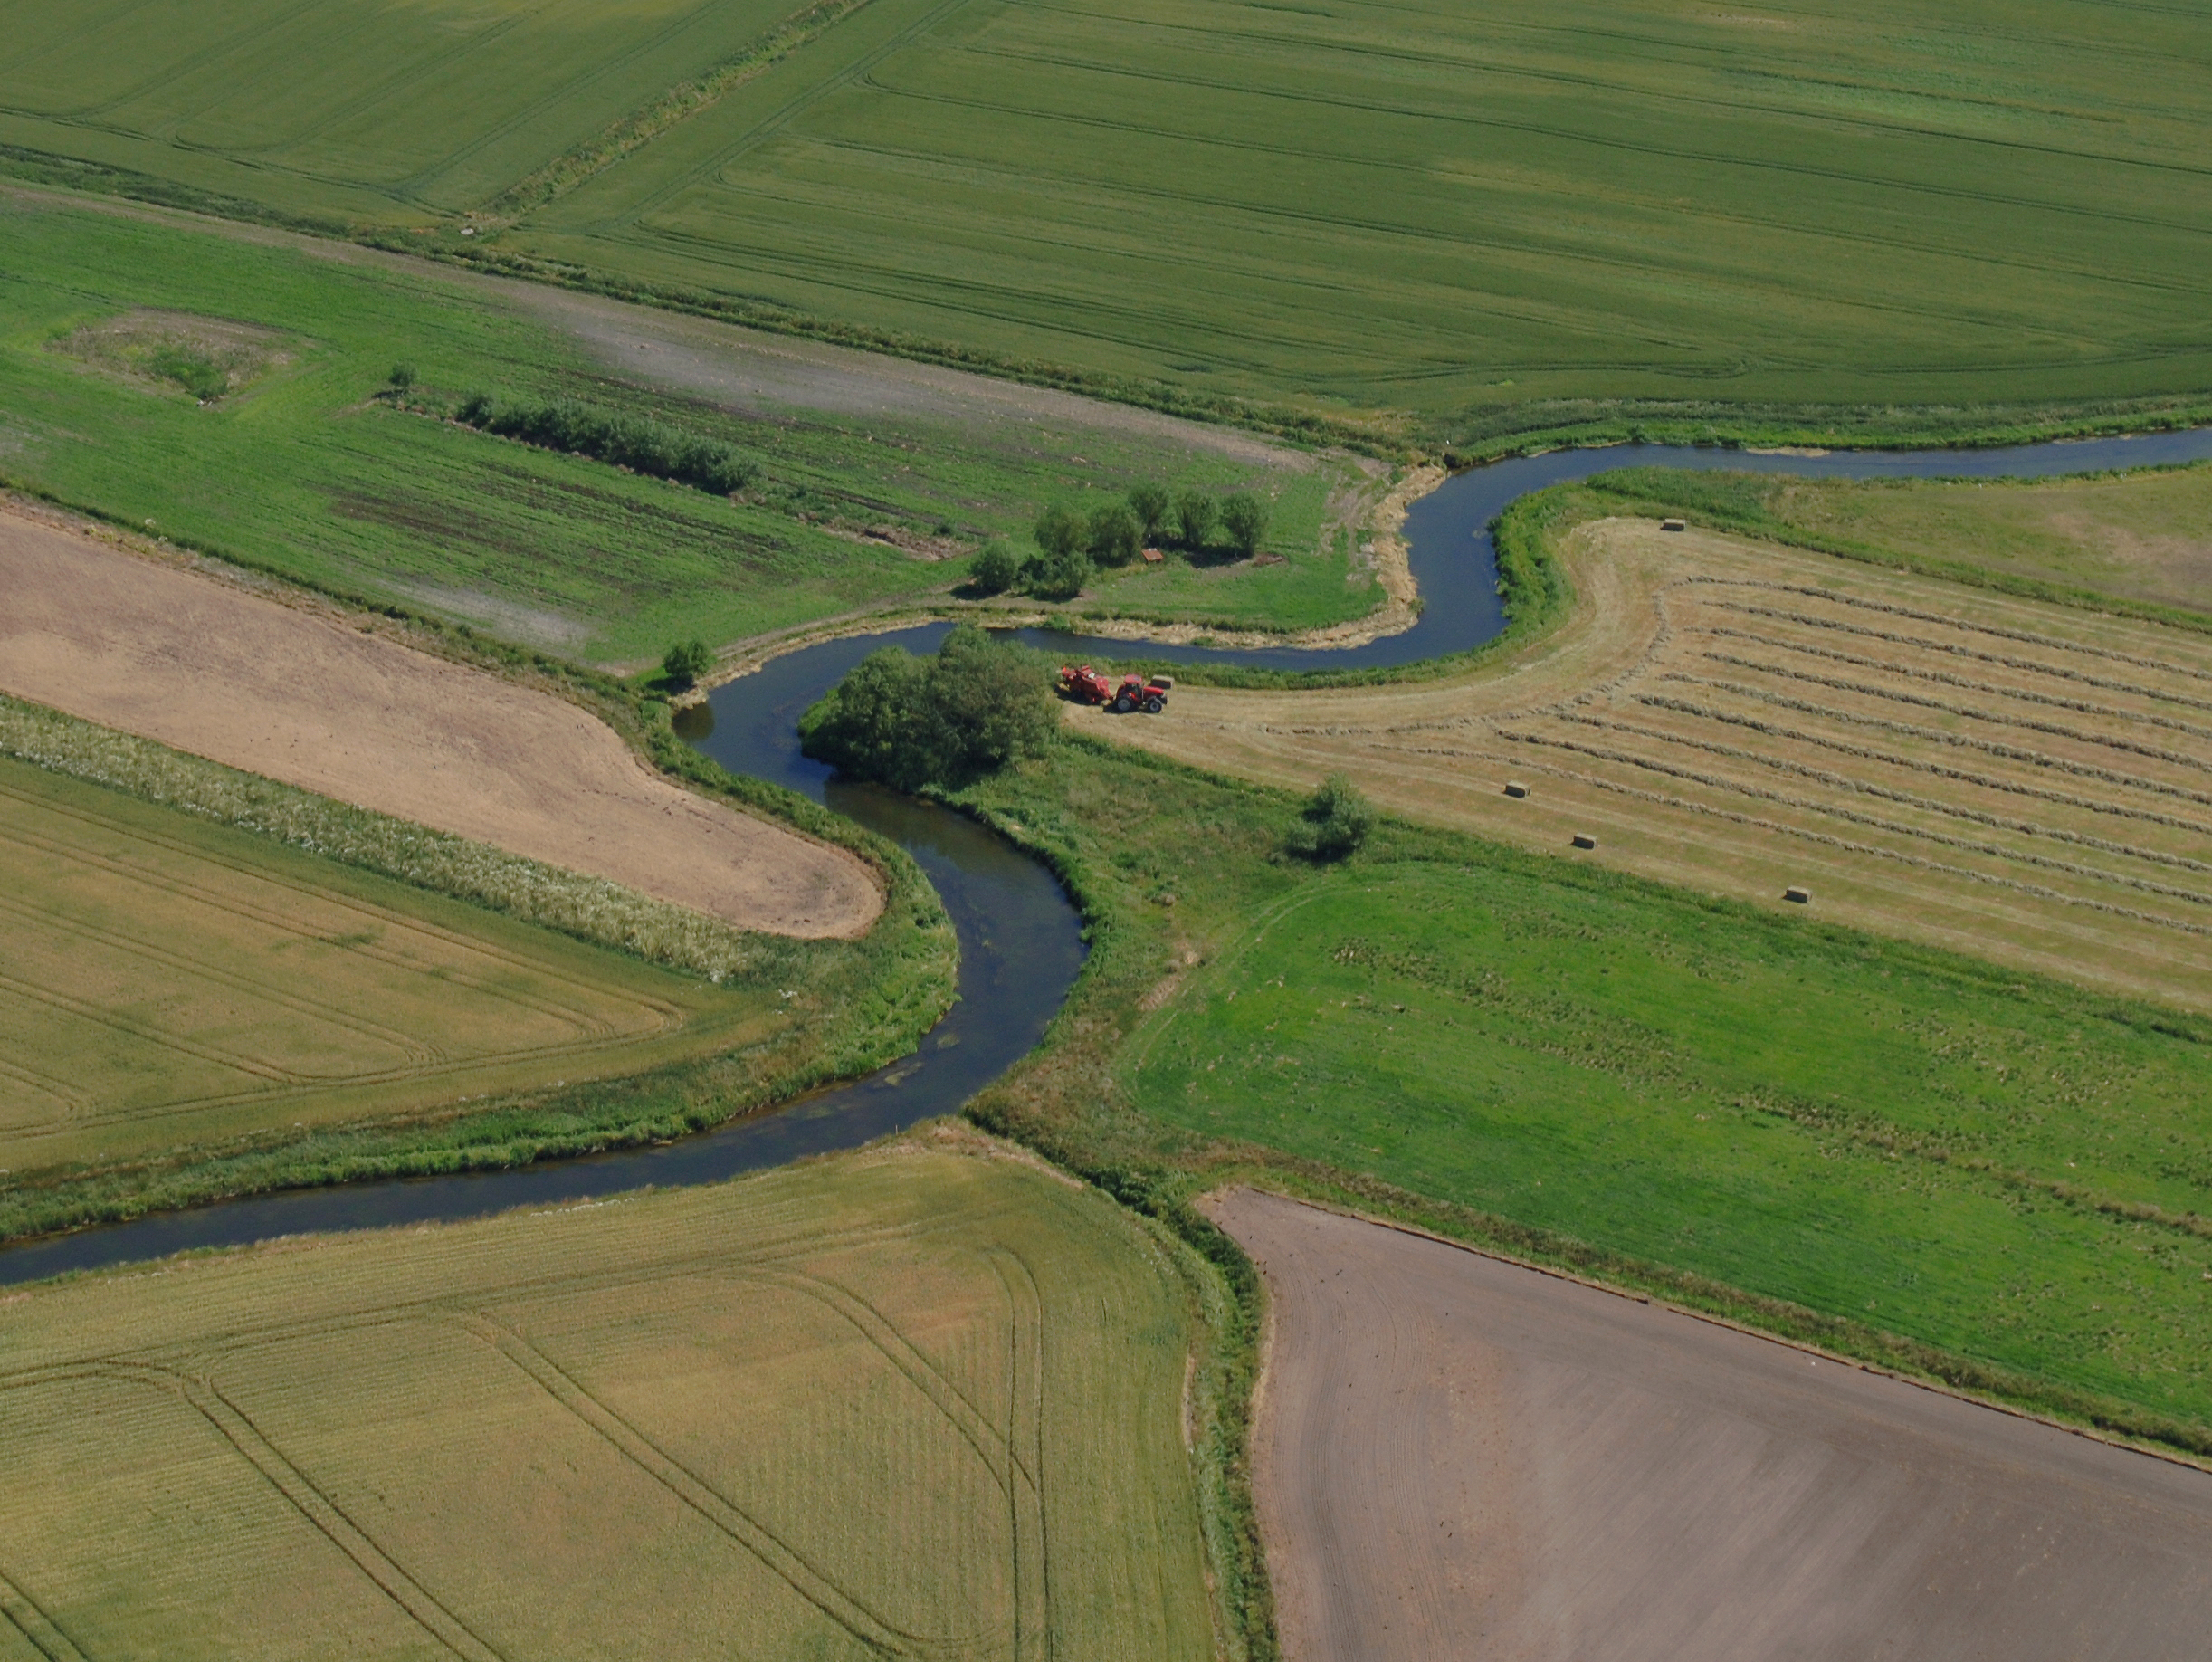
4 0 2210 438
0 752 786 1182
954 737 2212 1447
0 1139 1215 1660
0 197 1349 664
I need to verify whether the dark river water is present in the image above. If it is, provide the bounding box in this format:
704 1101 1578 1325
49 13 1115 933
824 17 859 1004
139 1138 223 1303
6 426 2211 1282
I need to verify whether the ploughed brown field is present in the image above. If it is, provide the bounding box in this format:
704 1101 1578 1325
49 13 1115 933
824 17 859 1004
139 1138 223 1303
0 505 879 939
1209 1189 2212 1662
1092 519 2212 1010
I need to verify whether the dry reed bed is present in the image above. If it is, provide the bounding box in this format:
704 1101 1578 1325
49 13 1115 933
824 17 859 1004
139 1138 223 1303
1092 520 2212 1009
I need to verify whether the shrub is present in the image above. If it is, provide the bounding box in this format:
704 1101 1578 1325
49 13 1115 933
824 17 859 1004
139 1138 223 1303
969 539 1024 595
388 362 417 393
452 394 759 496
798 626 1056 790
661 639 714 688
1128 482 1169 543
1088 502 1143 566
147 346 227 402
1023 543 1093 601
1221 491 1270 558
1286 775 1373 861
1173 488 1218 549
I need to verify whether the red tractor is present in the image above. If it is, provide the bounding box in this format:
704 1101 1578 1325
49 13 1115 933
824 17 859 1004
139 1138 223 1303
1058 665 1173 713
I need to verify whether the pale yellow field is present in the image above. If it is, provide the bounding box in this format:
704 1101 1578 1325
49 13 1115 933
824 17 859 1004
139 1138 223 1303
0 1136 1211 1662
0 757 780 1177
1089 519 2212 1011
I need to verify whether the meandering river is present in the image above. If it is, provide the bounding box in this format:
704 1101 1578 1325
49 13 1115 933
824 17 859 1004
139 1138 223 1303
7 427 2211 1282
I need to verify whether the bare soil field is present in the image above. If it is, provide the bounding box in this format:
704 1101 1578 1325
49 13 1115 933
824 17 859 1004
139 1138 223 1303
0 1136 1214 1659
1208 1189 2212 1662
0 507 879 938
1091 519 2212 1010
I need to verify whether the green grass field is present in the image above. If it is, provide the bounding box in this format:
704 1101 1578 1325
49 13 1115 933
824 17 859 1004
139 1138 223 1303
0 1138 1216 1660
956 737 2212 1447
0 197 1349 662
5 0 2210 438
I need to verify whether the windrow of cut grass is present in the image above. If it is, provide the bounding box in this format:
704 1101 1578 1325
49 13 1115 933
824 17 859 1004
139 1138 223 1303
0 1138 1218 1660
950 735 2212 1464
0 196 1351 664
6 0 2212 444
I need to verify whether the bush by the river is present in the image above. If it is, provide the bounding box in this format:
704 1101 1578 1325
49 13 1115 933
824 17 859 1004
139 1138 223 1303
798 626 1058 790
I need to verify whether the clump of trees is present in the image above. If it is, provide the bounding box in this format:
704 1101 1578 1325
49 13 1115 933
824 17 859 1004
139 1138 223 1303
973 481 1277 602
798 626 1057 790
453 392 759 496
1286 775 1373 861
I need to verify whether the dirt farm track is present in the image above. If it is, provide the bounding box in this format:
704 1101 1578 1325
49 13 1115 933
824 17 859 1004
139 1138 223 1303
0 507 879 938
1209 1189 2212 1662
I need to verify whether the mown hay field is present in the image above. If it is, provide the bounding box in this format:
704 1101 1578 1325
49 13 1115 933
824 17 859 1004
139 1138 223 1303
0 199 1344 663
5 0 2211 429
0 756 779 1180
1093 516 2212 1013
0 1139 1212 1661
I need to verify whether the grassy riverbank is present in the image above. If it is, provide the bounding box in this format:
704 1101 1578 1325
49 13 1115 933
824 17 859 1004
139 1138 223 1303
953 737 2212 1460
0 197 1351 664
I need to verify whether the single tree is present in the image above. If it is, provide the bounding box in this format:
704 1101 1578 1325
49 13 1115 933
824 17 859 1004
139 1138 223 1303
1173 488 1218 550
1128 482 1170 544
969 539 1024 595
661 638 714 689
1087 502 1143 567
387 363 417 395
1221 491 1270 558
1286 774 1373 861
1023 543 1092 602
1033 502 1088 559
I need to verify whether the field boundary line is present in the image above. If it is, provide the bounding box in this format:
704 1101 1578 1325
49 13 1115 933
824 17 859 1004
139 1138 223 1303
0 1563 87 1662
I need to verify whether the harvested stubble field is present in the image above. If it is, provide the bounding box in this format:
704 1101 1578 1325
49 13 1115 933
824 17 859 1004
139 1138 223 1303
0 197 1349 660
6 0 2212 431
1093 517 2212 1011
0 507 880 938
0 1138 1215 1660
0 755 773 1180
1211 1189 2212 1662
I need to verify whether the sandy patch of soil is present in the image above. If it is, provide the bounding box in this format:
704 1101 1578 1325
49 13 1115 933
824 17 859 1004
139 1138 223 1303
0 507 880 939
1207 1188 2212 1662
1082 517 2212 1011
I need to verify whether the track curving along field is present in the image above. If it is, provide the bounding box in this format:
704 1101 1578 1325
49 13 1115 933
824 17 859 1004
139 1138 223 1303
1209 1188 2212 1662
0 506 880 939
0 1135 1215 1660
1088 517 2212 1012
